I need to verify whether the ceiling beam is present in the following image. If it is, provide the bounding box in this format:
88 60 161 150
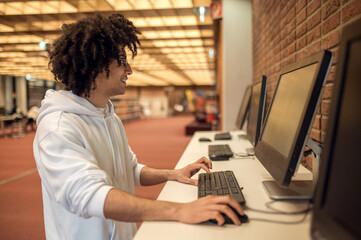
0 25 212 36
0 8 197 23
0 36 213 46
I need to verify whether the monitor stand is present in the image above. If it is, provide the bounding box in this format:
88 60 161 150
246 147 255 156
262 138 321 201
262 180 314 200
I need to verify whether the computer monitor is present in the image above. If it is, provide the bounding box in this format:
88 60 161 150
246 76 267 147
235 84 252 130
255 50 333 200
311 18 361 240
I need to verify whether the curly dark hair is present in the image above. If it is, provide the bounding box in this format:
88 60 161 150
48 13 141 97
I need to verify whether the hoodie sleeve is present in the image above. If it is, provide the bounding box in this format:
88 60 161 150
128 146 145 187
35 130 113 219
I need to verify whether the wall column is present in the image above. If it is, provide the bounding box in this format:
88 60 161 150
222 0 253 131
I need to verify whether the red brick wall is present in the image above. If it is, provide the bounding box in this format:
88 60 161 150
252 0 361 146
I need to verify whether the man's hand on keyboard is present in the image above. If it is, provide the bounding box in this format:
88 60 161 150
172 156 213 186
177 195 244 226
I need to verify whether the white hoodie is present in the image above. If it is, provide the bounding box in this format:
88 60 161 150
33 90 145 240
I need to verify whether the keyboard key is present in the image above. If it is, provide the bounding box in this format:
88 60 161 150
231 188 239 194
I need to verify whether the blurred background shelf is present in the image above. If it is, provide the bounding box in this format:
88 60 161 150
111 96 143 123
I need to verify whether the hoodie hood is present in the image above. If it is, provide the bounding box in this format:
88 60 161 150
37 90 114 125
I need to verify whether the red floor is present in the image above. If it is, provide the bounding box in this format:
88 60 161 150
0 115 193 239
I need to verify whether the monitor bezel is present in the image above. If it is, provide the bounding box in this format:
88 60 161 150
311 18 361 240
235 84 252 129
246 76 267 147
255 50 333 187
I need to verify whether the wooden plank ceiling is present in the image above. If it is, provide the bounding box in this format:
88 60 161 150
0 0 215 86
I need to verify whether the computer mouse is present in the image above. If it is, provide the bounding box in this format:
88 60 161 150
224 211 249 224
209 206 249 225
199 137 212 142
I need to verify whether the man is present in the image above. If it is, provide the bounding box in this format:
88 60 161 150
33 14 244 240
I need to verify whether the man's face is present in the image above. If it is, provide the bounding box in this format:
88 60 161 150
95 50 133 97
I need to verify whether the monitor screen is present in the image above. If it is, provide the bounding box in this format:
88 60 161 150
311 18 361 240
255 50 332 199
235 84 252 129
246 76 267 147
261 64 317 158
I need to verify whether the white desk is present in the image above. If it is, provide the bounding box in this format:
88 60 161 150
134 131 312 240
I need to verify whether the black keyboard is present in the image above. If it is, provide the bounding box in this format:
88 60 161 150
208 144 233 160
198 170 246 205
214 132 232 140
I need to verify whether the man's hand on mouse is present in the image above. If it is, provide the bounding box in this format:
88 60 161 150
171 156 212 186
176 195 245 226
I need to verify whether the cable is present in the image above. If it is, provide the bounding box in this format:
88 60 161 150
303 148 313 157
244 201 312 224
248 212 309 224
265 201 312 214
244 201 312 215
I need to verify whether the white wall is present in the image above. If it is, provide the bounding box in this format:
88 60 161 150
222 0 253 131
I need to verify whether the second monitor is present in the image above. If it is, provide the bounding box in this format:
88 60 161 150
246 76 267 148
235 84 252 130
